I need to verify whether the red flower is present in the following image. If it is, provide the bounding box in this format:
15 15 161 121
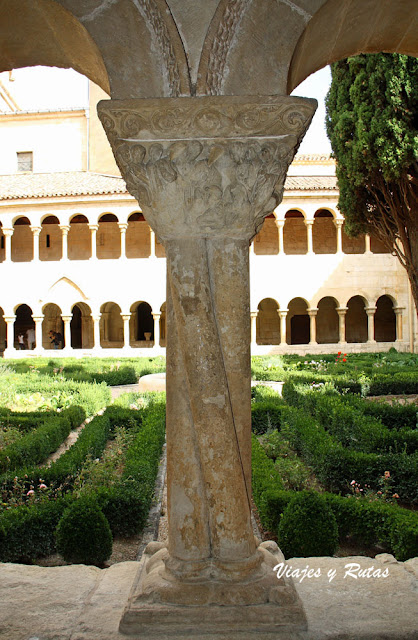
342 358 346 362
337 351 342 356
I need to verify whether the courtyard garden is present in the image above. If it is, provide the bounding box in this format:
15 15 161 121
0 352 417 566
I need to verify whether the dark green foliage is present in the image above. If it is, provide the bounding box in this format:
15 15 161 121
251 434 283 504
0 406 85 473
55 496 112 565
251 400 285 435
326 53 418 308
0 497 71 562
277 491 338 558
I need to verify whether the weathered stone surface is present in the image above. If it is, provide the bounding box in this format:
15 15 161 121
0 554 417 640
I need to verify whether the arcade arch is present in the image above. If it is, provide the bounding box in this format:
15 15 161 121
71 303 94 349
14 303 34 349
97 214 120 260
375 295 396 342
126 213 150 259
287 298 309 345
130 301 154 346
256 298 280 344
12 217 32 262
346 296 368 344
283 210 307 255
40 216 61 262
100 302 123 348
312 210 336 254
68 215 90 261
42 303 64 349
316 297 339 344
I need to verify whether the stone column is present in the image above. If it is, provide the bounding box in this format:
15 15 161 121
60 225 70 260
150 228 156 257
306 218 314 254
118 223 128 258
275 219 284 254
365 233 372 254
99 94 315 633
334 219 343 254
31 226 41 261
278 309 288 345
308 308 318 345
250 311 258 345
3 316 16 356
92 314 101 350
337 307 348 344
89 224 98 259
394 307 405 342
61 315 72 351
152 312 161 347
121 314 131 348
33 316 44 353
2 228 13 262
365 306 377 343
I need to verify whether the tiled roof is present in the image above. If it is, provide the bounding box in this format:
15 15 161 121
284 175 338 190
0 171 337 201
293 154 335 163
0 172 128 200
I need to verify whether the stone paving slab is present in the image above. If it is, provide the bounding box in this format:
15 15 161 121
0 554 416 640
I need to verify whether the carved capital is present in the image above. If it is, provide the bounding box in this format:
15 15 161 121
98 95 316 241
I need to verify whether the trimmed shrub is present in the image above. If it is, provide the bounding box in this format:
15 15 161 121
55 496 112 566
278 491 338 558
251 400 284 435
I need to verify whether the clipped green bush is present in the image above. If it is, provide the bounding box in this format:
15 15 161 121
278 491 338 558
55 496 112 566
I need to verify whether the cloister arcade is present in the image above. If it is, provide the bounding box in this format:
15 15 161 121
0 205 391 264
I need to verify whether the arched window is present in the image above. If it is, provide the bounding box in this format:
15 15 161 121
283 210 307 255
42 303 63 349
126 212 150 258
71 303 93 349
68 215 90 260
312 210 336 254
256 298 280 344
12 217 32 262
40 216 61 261
375 295 396 342
346 296 368 343
14 304 34 349
97 214 120 260
100 302 123 347
287 298 309 345
316 297 339 344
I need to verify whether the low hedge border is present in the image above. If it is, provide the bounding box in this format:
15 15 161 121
282 382 418 455
0 406 86 473
0 400 166 562
256 488 418 562
251 434 418 561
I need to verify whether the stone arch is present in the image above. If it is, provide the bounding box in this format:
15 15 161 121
346 295 368 343
42 303 64 350
253 213 279 255
370 235 391 254
316 296 339 344
0 0 109 93
130 301 154 345
0 306 6 352
100 302 123 348
287 0 418 93
375 295 396 342
40 215 61 262
256 298 280 345
287 297 309 345
14 303 34 350
71 302 93 349
46 277 88 312
283 209 307 255
313 209 337 254
12 216 32 262
126 212 150 259
97 213 120 260
68 214 90 261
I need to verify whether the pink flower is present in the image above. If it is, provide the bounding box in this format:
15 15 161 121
26 489 35 496
350 480 356 486
39 484 47 490
392 493 399 499
384 471 391 479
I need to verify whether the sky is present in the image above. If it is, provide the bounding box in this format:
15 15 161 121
0 65 332 154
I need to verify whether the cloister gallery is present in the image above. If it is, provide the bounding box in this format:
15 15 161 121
0 80 413 357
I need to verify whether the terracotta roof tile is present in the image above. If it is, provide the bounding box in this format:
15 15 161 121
284 175 338 190
0 171 128 200
0 171 338 201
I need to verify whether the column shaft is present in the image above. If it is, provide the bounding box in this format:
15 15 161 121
152 313 161 347
60 226 70 260
306 220 314 254
337 308 348 344
366 307 377 343
308 309 318 345
31 226 41 261
2 229 13 262
122 314 131 347
119 223 128 258
89 225 98 259
279 310 288 345
61 316 72 350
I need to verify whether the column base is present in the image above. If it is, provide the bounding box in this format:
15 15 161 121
119 541 307 637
